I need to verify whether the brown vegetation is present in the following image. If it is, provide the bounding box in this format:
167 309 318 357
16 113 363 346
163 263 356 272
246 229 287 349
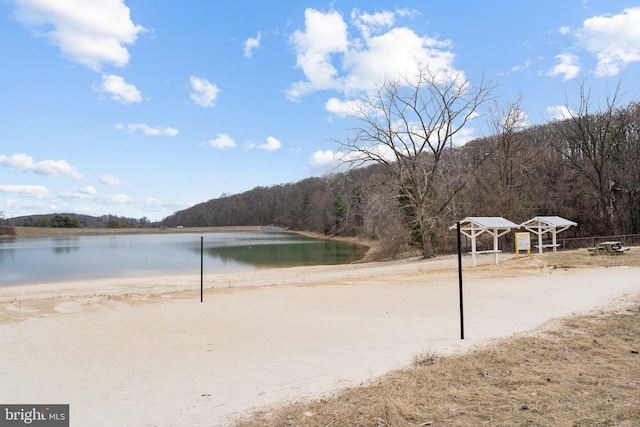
234 302 640 427
233 251 640 427
162 98 640 258
0 225 16 236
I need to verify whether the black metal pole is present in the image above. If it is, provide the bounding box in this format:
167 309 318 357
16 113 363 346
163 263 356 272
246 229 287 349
200 236 204 303
457 221 464 340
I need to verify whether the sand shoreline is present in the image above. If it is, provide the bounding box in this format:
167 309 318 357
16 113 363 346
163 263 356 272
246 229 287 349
2 251 640 426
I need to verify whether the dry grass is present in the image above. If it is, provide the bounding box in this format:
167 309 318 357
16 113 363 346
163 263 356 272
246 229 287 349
233 249 640 427
543 248 640 269
5 227 639 426
234 300 640 427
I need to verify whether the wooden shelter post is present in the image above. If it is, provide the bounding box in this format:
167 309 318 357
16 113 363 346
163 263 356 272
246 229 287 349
520 216 577 254
450 217 519 267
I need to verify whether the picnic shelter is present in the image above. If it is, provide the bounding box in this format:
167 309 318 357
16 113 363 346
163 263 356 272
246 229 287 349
520 216 577 254
451 217 520 266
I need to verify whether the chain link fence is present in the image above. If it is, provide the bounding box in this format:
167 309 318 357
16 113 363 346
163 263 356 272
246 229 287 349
555 234 640 250
438 233 640 256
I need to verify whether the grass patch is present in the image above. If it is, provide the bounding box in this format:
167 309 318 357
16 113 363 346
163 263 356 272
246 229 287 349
413 348 440 367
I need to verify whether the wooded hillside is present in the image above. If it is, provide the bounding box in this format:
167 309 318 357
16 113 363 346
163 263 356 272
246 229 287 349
9 213 152 229
162 101 640 257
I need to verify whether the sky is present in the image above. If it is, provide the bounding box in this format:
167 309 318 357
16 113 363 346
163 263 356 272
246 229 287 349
1 0 640 222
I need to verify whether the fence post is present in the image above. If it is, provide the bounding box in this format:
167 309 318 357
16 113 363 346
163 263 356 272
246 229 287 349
457 221 464 340
200 236 204 303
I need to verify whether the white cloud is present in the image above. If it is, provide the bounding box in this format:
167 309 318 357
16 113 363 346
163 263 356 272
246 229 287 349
61 189 131 204
308 146 394 172
115 123 178 136
559 26 571 36
510 58 533 73
324 97 363 117
288 8 459 101
103 194 132 204
79 185 97 195
100 174 129 186
395 7 420 18
546 105 574 121
577 7 640 76
308 150 344 171
99 74 142 104
351 9 394 39
342 27 456 94
61 186 182 213
0 182 185 219
207 134 236 149
190 76 220 107
450 127 478 146
0 153 83 180
288 8 349 99
138 197 190 213
62 186 95 201
244 31 262 58
257 136 282 152
548 53 581 80
0 184 52 200
12 0 144 71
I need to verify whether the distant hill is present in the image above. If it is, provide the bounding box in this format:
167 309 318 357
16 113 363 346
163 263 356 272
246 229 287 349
9 213 154 229
160 107 640 258
160 164 390 235
8 105 640 259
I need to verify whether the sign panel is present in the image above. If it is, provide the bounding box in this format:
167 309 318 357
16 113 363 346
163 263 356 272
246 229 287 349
515 232 531 251
515 232 531 259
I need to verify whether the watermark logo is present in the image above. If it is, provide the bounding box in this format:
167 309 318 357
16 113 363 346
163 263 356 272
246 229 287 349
0 405 68 427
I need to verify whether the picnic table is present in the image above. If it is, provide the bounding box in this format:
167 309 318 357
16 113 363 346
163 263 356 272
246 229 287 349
587 241 630 255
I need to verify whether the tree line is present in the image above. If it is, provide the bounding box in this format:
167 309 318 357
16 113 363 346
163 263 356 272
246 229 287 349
0 211 16 236
7 72 636 259
162 76 639 259
11 213 153 229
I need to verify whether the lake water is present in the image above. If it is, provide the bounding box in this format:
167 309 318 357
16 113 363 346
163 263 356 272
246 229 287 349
0 231 368 286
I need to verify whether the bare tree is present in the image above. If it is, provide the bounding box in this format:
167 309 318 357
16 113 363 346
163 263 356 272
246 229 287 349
0 211 16 236
362 184 410 258
488 95 528 192
615 102 640 232
336 67 494 258
549 79 631 234
477 95 536 219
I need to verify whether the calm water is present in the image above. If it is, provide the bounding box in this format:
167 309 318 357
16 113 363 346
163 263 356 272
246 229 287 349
0 231 367 285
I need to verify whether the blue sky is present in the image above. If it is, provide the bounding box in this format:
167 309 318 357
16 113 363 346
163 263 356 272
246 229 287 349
1 1 639 222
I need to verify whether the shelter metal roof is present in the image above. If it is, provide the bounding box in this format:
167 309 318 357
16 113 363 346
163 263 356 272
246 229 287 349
453 216 520 229
520 216 577 228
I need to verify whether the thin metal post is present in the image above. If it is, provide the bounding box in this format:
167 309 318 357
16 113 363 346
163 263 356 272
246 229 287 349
200 236 204 303
457 221 464 340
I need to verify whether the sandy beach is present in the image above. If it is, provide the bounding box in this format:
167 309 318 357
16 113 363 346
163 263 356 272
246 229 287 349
2 251 640 426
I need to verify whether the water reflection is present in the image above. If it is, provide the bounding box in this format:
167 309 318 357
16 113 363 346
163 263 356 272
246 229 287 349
0 232 366 285
51 237 81 254
203 239 366 266
0 247 15 263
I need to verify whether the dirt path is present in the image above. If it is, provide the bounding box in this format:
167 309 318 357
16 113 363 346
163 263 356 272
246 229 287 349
1 250 639 426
